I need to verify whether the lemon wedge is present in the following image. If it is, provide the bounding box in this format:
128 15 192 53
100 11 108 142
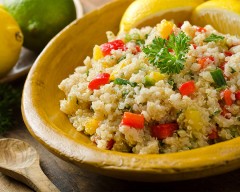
119 0 204 33
191 0 240 36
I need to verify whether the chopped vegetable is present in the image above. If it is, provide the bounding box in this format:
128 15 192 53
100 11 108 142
125 33 140 42
121 112 144 129
88 73 110 90
210 69 227 88
235 91 240 100
157 20 174 39
143 75 155 86
219 61 226 71
192 44 197 49
117 55 126 63
185 109 203 130
143 31 190 74
132 45 141 54
224 51 233 57
151 123 178 139
100 40 126 56
144 72 166 86
220 103 230 118
204 33 224 43
125 33 145 47
223 89 233 106
197 56 214 69
196 27 207 33
85 118 100 135
113 78 137 87
110 61 127 80
93 45 104 61
179 81 196 96
106 139 115 150
150 71 166 81
208 129 219 140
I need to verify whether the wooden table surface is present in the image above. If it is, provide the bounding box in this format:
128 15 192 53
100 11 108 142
1 0 240 191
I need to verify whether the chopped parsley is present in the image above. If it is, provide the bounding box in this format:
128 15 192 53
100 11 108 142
113 78 137 87
204 34 224 43
143 32 190 74
167 78 177 90
230 66 236 74
125 33 145 47
117 55 126 63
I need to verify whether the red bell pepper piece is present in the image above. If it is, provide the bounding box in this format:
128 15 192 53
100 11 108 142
235 91 240 100
224 51 233 57
179 81 196 96
151 123 178 140
121 112 144 129
106 139 115 150
196 27 207 33
208 129 219 140
88 73 110 90
132 45 141 54
100 39 126 56
197 56 214 69
177 22 183 28
192 44 197 49
223 89 233 106
219 61 226 71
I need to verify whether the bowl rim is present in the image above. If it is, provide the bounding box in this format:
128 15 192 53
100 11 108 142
21 0 240 181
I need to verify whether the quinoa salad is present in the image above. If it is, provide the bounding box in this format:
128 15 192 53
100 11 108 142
59 20 240 154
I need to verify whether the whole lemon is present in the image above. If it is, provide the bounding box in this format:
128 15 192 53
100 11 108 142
0 7 23 77
3 0 77 52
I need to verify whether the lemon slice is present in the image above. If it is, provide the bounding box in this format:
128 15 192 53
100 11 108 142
119 0 204 33
191 0 240 36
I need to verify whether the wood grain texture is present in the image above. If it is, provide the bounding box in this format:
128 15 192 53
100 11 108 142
0 138 59 192
0 173 33 192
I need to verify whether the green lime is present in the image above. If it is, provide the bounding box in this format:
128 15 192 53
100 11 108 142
3 0 77 52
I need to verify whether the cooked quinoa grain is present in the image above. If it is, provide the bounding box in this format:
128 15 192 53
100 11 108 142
59 20 240 154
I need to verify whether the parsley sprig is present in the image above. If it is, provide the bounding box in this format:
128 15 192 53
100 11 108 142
143 32 190 74
204 33 224 43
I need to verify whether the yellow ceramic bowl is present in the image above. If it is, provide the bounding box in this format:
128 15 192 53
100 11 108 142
22 0 240 182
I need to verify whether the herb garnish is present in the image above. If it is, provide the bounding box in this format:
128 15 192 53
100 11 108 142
230 66 236 74
125 33 145 47
210 68 227 88
143 32 190 74
204 34 224 43
0 84 21 134
113 78 137 87
117 55 126 63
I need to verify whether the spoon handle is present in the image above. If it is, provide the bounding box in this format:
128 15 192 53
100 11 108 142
20 164 60 192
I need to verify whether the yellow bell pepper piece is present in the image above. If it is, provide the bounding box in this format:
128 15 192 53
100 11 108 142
93 45 103 61
149 71 166 81
185 109 203 131
110 61 127 80
157 20 174 39
85 118 100 135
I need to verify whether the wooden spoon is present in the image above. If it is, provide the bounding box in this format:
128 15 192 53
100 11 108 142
0 138 59 192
